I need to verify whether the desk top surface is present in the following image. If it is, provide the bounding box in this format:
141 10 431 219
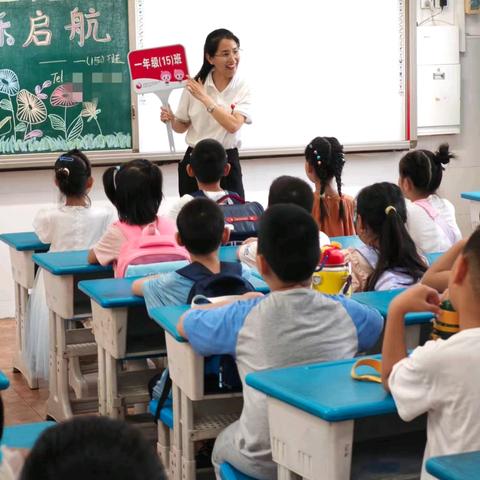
330 235 364 249
426 252 443 266
0 232 50 252
33 250 112 275
352 289 434 325
461 191 480 202
149 305 190 342
426 451 480 480
246 355 395 422
78 277 144 308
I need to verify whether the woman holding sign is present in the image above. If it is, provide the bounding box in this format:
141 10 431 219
161 29 252 198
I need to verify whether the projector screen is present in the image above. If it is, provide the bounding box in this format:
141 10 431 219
136 0 412 155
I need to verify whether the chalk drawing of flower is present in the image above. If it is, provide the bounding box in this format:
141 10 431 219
16 89 47 124
50 83 80 107
80 100 103 136
0 69 20 96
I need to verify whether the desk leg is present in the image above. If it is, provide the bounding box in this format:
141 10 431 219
97 345 106 416
170 383 182 480
12 282 38 389
277 466 302 480
105 353 122 419
47 311 73 420
180 392 195 480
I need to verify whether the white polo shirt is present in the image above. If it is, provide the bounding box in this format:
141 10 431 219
175 70 252 149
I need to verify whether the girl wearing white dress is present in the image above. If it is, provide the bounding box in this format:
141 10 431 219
398 144 462 255
25 150 114 379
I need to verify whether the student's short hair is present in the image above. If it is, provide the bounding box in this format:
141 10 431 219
258 204 319 283
20 416 166 480
103 159 163 225
268 176 314 212
176 198 225 255
463 227 480 295
190 139 228 184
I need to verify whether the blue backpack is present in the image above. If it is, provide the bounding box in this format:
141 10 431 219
190 191 264 243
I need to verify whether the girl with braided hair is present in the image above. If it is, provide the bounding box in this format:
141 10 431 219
398 143 461 255
304 137 355 237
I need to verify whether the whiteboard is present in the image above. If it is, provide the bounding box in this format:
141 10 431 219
136 0 412 155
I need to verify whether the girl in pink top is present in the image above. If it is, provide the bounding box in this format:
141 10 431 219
88 159 185 276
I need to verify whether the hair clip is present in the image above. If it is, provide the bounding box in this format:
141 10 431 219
113 165 121 190
316 155 321 161
58 155 74 162
385 205 396 215
57 167 70 176
308 144 313 149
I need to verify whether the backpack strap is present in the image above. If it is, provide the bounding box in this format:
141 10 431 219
216 193 245 205
153 374 172 424
414 199 457 245
176 261 242 281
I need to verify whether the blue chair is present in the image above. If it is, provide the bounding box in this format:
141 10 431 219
1 421 55 449
426 451 480 480
219 462 258 480
0 371 9 390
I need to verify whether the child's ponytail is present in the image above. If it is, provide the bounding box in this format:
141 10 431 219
305 136 346 222
357 182 427 291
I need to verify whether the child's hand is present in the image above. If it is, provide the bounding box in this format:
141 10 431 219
389 284 441 317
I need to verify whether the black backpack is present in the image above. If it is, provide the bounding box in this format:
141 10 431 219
149 261 254 423
176 261 255 303
190 191 264 243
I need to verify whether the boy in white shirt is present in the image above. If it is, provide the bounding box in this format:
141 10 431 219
382 227 480 480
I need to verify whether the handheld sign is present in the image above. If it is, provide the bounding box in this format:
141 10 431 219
128 45 189 153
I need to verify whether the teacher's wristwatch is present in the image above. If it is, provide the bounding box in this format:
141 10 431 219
206 103 217 113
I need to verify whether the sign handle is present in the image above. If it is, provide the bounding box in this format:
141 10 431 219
156 91 176 153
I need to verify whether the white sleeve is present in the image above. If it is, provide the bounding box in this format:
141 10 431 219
233 81 252 124
33 209 52 243
174 88 191 123
388 341 441 421
165 195 193 224
238 241 258 269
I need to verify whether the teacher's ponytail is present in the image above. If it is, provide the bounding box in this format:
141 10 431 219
195 29 240 84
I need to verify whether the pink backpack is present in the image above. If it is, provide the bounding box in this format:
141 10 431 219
115 218 190 278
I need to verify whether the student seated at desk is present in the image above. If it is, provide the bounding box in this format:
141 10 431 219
382 228 480 480
132 198 256 310
177 205 383 479
88 159 186 277
345 182 427 292
238 175 330 269
20 416 166 480
25 150 114 380
166 138 242 222
398 144 462 255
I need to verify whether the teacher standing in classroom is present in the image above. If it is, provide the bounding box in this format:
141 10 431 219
161 28 252 198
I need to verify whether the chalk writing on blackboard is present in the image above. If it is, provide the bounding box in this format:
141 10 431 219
0 1 132 154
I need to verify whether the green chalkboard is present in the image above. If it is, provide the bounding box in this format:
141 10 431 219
0 0 132 154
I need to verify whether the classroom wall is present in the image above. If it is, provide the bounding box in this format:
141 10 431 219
1 13 479 319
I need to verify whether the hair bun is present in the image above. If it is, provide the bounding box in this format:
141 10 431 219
435 143 454 166
56 167 70 179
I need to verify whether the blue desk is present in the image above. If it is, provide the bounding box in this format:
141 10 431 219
461 191 480 231
0 370 10 390
246 356 396 479
427 451 480 480
31 250 114 422
1 421 55 449
0 232 50 390
150 304 244 480
330 235 364 249
352 289 434 351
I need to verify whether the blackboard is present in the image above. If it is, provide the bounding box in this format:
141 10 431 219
0 0 133 155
